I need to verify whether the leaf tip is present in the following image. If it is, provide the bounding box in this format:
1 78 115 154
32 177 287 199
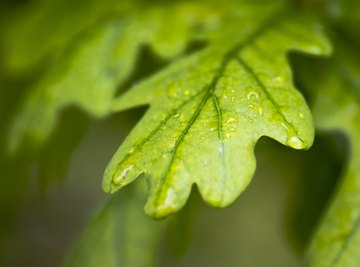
102 162 144 194
285 134 308 150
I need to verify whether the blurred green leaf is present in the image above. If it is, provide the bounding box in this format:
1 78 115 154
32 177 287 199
165 190 200 257
296 37 360 267
103 5 331 218
37 107 89 192
64 180 165 267
283 133 344 254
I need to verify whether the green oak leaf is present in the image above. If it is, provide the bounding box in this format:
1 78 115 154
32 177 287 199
301 39 360 267
8 0 252 152
64 181 165 267
102 8 331 218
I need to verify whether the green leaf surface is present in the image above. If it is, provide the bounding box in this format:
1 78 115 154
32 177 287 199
64 181 165 267
298 39 360 267
103 6 331 218
8 0 251 152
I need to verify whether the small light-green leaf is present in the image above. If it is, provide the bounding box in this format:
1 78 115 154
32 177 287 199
103 6 331 218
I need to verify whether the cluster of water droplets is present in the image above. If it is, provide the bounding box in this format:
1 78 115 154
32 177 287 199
167 82 191 99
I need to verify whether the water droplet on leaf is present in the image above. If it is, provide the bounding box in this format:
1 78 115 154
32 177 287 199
247 91 259 100
225 117 237 124
286 135 304 149
281 122 305 149
281 122 289 130
113 165 134 185
272 76 283 85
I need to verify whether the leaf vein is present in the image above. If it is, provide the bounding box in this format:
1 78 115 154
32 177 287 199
235 55 294 128
329 211 360 267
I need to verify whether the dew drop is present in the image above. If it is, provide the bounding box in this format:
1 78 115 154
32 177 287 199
167 85 179 98
165 188 176 206
257 106 263 116
173 113 180 118
225 117 237 124
210 127 216 132
282 122 306 149
286 135 305 149
247 91 259 100
272 76 283 85
299 113 305 119
113 165 134 185
281 122 289 130
223 95 228 100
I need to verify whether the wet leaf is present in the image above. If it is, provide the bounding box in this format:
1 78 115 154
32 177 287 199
103 6 331 218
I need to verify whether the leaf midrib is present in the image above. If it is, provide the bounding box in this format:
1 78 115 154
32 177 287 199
110 9 302 210
152 9 292 209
